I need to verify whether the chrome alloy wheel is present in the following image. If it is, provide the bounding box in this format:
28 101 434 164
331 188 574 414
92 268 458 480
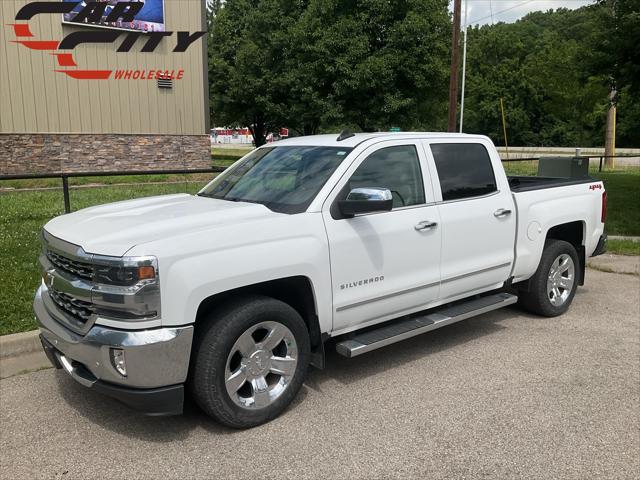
547 253 575 307
225 321 298 409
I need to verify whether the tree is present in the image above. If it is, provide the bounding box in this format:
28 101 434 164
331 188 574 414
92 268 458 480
209 0 300 146
206 0 224 16
294 0 450 132
590 0 640 147
209 0 451 139
461 4 638 147
591 0 640 94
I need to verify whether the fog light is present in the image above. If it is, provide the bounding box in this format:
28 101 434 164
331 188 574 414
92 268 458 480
110 348 127 377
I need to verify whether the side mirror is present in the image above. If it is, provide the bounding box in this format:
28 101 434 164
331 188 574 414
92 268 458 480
338 187 393 217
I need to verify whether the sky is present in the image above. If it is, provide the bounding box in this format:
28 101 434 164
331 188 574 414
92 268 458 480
455 0 596 26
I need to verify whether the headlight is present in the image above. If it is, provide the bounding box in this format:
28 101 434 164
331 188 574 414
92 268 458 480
94 264 156 286
92 255 158 287
91 255 161 320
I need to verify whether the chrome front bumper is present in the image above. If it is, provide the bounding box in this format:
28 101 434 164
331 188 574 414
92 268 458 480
34 285 193 390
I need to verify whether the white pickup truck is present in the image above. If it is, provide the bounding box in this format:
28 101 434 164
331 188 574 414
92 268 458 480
35 133 607 427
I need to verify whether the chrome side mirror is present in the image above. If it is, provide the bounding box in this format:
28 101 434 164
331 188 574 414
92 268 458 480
338 187 393 217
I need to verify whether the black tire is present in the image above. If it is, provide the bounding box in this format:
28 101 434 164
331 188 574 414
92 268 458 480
190 295 310 428
518 239 580 317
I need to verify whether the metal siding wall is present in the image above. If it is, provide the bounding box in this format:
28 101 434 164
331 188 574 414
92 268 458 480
0 0 206 135
0 2 15 132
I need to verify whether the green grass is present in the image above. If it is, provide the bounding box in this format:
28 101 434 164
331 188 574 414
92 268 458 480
211 146 251 167
212 153 246 166
607 238 640 256
211 146 252 157
0 182 205 336
502 160 539 176
594 169 640 236
503 163 640 236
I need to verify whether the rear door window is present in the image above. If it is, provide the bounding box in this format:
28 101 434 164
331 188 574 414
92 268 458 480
430 143 497 201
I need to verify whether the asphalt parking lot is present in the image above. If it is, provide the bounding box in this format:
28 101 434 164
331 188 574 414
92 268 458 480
1 269 638 479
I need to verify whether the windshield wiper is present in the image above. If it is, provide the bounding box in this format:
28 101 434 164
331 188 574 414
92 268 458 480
197 193 264 206
225 197 263 205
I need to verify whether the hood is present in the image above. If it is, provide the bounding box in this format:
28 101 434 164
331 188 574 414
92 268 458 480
44 194 278 256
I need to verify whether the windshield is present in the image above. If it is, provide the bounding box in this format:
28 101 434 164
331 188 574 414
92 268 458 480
199 146 352 214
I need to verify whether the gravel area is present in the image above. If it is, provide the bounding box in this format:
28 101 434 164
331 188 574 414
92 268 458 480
1 269 638 479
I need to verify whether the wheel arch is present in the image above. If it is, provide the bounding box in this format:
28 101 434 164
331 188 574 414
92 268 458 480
545 220 586 285
194 276 325 366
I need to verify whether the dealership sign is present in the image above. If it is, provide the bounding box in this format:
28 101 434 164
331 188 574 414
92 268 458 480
7 1 205 80
63 0 166 33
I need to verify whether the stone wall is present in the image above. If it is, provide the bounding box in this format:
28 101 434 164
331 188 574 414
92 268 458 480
0 134 211 175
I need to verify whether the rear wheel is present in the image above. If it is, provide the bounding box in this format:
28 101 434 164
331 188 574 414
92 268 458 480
191 295 310 428
519 239 579 317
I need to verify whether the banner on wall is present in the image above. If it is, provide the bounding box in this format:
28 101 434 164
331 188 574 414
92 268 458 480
62 0 166 33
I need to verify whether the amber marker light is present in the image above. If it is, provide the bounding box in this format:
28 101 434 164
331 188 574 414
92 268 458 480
138 266 156 280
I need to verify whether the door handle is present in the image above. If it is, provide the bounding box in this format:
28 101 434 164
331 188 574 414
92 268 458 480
494 208 512 218
415 220 438 231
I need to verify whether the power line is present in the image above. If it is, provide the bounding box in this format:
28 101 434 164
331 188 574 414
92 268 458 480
468 0 536 25
467 0 593 27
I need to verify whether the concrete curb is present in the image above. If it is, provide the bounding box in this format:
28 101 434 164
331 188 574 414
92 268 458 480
0 330 42 358
609 235 640 242
587 253 639 276
0 330 51 379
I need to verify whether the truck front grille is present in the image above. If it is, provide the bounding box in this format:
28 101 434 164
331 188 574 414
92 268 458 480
47 250 94 280
49 288 95 323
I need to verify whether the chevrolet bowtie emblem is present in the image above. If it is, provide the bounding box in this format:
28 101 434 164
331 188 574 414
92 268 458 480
43 269 55 288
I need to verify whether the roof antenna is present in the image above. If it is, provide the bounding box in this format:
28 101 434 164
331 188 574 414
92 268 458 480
336 130 355 142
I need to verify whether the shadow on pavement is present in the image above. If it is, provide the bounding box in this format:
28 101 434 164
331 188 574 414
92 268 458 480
55 305 533 440
306 306 518 391
55 372 229 440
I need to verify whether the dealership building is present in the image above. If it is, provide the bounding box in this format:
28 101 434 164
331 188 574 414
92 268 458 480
0 0 209 176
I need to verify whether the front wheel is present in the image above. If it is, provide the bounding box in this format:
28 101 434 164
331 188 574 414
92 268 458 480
191 295 310 428
518 239 580 317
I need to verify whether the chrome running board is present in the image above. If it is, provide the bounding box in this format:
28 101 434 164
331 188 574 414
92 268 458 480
335 293 518 358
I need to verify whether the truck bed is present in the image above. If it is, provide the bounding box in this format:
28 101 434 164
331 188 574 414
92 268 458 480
508 176 595 193
508 177 604 284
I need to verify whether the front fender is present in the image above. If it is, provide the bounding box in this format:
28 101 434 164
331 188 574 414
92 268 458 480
126 213 333 334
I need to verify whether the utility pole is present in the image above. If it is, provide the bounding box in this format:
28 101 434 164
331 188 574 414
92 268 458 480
448 0 462 132
459 0 468 133
604 87 617 169
500 97 509 160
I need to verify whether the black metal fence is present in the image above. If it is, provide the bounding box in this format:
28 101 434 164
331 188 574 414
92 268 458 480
1 154 637 214
499 154 639 172
0 167 225 213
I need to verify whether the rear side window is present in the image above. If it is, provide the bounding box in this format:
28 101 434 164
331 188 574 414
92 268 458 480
430 143 497 201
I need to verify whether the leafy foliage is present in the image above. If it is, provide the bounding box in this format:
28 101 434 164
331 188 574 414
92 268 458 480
463 4 639 147
208 1 639 147
208 0 450 142
208 0 300 145
293 0 451 132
